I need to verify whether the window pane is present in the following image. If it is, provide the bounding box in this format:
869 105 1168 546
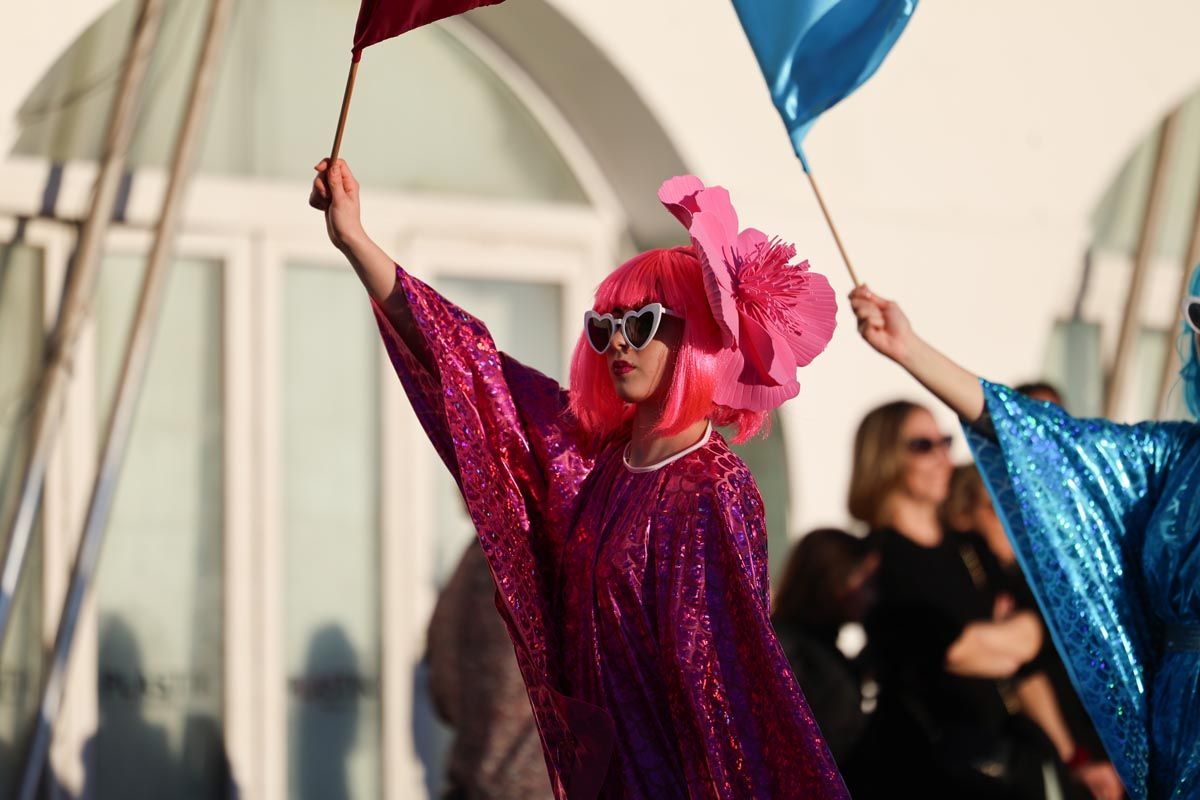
94 254 226 799
284 263 381 800
0 242 45 791
429 277 563 585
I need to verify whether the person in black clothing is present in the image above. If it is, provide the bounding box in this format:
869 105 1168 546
848 400 1057 799
772 528 880 773
944 462 1125 800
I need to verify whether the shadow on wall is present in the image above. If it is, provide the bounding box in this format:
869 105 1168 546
79 616 236 799
291 624 363 800
411 656 454 799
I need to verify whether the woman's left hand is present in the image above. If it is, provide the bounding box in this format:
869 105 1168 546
310 158 366 254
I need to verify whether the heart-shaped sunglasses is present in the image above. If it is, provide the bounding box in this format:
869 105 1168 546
583 303 681 354
1184 295 1200 334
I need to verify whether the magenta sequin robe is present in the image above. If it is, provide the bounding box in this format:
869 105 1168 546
373 266 848 799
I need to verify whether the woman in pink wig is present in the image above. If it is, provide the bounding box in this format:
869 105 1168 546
310 160 847 799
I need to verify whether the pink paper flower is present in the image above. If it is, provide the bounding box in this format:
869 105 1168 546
658 175 837 413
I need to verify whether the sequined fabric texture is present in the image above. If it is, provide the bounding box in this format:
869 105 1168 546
965 380 1200 800
373 266 848 799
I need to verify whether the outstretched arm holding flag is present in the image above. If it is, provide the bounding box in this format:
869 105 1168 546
849 271 1200 800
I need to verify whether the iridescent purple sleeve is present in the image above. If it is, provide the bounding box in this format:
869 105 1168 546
371 265 601 799
656 453 849 799
370 265 592 539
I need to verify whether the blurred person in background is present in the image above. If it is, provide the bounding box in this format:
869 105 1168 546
849 401 1057 799
427 540 554 800
941 380 1126 800
851 274 1200 800
944 463 1124 800
771 528 880 778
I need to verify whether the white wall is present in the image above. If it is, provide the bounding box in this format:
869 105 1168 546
4 0 1199 534
547 0 1200 531
0 0 116 153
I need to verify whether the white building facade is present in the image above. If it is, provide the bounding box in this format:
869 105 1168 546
0 1 1197 797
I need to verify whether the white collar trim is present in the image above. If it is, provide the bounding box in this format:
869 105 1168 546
623 421 713 474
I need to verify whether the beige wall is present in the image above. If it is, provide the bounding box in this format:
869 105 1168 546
0 0 116 153
3 0 1199 534
548 0 1200 530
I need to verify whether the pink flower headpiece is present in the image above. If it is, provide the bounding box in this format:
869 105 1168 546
659 175 837 413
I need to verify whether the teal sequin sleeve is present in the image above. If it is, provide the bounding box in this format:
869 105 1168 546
965 380 1193 800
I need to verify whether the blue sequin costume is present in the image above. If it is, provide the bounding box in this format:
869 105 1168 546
966 380 1200 800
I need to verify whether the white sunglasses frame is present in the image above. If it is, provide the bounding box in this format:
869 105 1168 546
583 303 682 354
1184 295 1200 334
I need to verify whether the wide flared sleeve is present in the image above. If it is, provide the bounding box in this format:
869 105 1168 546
964 379 1190 799
371 265 592 538
656 453 849 799
372 265 605 799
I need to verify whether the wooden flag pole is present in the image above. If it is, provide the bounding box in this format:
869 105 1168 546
804 168 861 287
330 58 361 163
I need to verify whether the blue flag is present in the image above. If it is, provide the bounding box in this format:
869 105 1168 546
732 0 917 171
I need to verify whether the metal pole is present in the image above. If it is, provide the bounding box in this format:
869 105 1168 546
14 0 237 796
0 0 164 654
1156 169 1200 416
1105 111 1180 418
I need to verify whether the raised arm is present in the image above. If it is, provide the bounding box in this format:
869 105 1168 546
309 158 433 372
851 288 1196 797
306 154 592 537
849 285 984 422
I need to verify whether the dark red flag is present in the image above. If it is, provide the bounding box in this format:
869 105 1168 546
352 0 505 60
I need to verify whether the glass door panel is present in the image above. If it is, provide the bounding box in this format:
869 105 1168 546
93 254 226 799
283 263 382 800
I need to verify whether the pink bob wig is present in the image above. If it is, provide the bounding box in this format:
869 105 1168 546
568 246 767 445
